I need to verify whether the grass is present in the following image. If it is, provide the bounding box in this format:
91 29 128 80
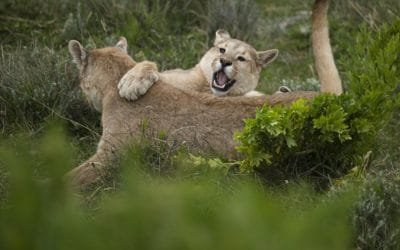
1 0 400 249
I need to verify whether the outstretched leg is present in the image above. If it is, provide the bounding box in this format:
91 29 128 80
118 60 159 101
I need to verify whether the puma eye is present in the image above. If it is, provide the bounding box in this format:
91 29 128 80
219 48 226 53
237 56 246 62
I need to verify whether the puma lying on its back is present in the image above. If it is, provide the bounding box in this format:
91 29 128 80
67 0 342 189
117 30 279 100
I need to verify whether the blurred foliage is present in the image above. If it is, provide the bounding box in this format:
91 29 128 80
0 127 355 250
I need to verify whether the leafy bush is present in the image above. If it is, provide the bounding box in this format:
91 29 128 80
236 21 400 188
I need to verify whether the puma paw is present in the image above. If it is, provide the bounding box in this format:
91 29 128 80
118 61 159 101
244 90 265 97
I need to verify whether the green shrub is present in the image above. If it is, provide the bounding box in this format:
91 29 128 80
236 21 400 188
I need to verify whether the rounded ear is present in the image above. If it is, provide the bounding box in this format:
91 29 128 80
68 40 86 67
257 49 279 67
214 29 231 46
115 37 128 53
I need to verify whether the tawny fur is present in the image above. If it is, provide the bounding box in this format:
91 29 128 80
67 0 340 189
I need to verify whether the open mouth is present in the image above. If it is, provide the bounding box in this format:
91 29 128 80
211 69 236 92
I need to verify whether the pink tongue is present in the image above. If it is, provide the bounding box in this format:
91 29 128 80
217 71 227 86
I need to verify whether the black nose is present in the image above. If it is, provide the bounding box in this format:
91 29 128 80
220 58 232 67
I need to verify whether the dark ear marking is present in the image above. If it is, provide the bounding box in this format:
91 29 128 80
257 49 279 67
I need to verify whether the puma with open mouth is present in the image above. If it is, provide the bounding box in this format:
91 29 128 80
118 29 279 100
212 69 236 93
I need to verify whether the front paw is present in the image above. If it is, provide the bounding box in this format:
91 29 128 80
118 61 159 101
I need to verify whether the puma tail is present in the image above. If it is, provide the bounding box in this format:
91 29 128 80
312 0 343 95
